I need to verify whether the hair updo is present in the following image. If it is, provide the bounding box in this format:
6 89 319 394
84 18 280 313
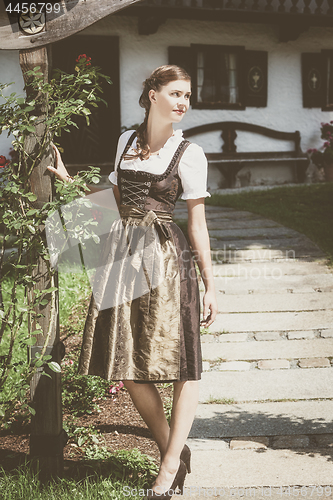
124 65 191 161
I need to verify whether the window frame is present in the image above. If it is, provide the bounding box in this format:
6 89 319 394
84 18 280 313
191 44 246 110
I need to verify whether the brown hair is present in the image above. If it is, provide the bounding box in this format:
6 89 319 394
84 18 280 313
124 65 191 161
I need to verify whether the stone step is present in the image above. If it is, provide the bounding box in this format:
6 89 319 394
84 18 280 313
175 201 333 494
210 310 333 334
204 210 274 220
181 488 333 500
175 208 275 221
210 237 322 253
213 292 333 312
200 328 333 343
201 338 333 363
204 207 251 214
183 444 333 489
212 261 332 277
206 219 282 230
190 400 333 438
209 244 324 262
176 206 256 214
212 274 333 294
199 368 333 403
209 227 299 239
201 330 333 342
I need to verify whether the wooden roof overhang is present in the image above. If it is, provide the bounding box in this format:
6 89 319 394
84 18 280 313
120 0 333 40
0 0 143 50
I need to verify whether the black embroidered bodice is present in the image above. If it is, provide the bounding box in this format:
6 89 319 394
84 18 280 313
117 132 190 213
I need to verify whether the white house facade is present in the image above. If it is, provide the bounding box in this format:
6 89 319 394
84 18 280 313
1 0 333 189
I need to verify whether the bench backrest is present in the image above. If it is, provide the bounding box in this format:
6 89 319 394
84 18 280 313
183 121 302 155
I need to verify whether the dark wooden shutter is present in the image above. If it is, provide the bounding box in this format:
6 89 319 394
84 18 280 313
168 46 193 78
244 51 268 108
301 53 325 108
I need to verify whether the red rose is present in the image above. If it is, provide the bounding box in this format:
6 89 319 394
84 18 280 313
76 54 92 66
0 155 9 168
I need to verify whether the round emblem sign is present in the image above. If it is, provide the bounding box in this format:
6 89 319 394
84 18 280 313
307 68 321 93
248 66 263 93
19 11 46 35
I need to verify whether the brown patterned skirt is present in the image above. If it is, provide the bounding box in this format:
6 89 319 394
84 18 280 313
78 206 202 382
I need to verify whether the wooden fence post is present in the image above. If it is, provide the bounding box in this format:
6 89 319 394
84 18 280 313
19 45 65 480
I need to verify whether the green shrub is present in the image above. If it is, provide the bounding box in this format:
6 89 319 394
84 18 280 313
61 359 109 416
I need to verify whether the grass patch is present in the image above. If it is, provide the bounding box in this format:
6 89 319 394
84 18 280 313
206 183 333 265
0 450 158 500
58 266 92 325
205 396 236 405
200 326 210 335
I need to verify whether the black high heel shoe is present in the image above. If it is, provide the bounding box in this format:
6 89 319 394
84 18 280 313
180 444 191 474
147 459 187 499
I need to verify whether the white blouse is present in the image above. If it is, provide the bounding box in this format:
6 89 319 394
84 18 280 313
109 129 211 200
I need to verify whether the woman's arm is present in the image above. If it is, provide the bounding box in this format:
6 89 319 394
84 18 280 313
47 144 105 195
186 198 218 328
47 145 121 216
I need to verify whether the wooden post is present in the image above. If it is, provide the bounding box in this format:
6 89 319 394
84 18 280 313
19 46 64 480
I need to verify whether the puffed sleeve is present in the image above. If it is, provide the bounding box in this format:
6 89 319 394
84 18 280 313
178 143 211 200
108 130 136 185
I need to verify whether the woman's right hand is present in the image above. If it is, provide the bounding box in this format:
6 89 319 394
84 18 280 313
47 144 73 182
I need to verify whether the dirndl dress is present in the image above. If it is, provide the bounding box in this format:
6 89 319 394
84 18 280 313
78 132 202 382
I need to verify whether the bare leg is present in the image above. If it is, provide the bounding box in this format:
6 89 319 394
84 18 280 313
124 379 199 494
152 380 199 493
123 380 170 458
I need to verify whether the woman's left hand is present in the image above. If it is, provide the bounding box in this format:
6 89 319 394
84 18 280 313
201 289 218 328
47 144 72 182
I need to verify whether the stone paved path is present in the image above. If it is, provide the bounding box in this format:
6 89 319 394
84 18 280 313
173 201 333 498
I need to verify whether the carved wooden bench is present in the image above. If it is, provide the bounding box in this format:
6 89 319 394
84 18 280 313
183 121 309 187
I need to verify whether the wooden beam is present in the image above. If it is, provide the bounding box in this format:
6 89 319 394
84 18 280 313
0 0 142 50
19 46 64 480
121 3 333 27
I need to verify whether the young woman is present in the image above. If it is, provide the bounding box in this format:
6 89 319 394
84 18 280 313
48 65 217 498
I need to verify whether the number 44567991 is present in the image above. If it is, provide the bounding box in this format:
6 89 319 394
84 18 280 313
6 3 61 14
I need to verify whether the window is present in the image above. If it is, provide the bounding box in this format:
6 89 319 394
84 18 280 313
195 46 243 108
168 45 267 110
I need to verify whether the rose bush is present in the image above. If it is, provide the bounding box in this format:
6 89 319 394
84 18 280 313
0 55 111 427
307 121 333 168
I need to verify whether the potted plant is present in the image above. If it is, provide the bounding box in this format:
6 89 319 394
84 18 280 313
307 121 333 182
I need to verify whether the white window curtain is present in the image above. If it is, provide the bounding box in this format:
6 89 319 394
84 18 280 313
197 48 239 105
225 52 238 104
197 50 205 103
